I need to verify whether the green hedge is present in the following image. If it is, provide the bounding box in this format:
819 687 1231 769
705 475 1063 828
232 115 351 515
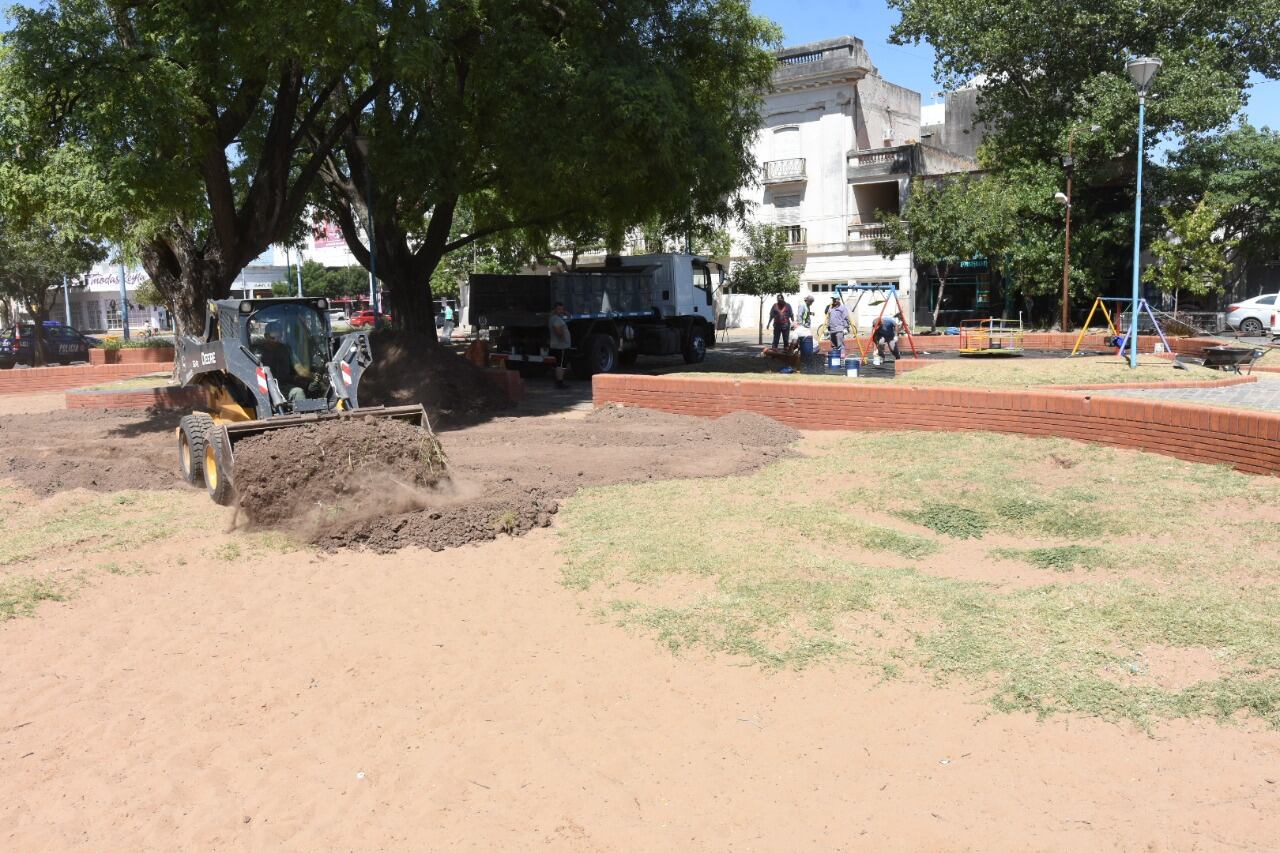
100 336 175 351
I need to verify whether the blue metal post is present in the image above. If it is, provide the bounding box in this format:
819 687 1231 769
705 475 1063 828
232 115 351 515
62 275 71 325
1128 94 1146 369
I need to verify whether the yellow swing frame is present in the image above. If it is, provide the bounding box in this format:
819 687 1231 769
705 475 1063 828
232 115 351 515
1069 297 1120 357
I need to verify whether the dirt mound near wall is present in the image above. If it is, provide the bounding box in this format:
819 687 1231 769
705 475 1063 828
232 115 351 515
232 416 448 528
359 331 508 428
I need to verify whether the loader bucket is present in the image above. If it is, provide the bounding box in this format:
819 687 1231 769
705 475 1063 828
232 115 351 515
217 404 431 468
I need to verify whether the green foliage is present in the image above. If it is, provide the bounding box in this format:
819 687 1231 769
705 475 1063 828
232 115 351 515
889 0 1280 166
1143 198 1235 308
1 0 386 329
730 223 801 298
272 261 367 299
310 0 779 331
1163 124 1280 283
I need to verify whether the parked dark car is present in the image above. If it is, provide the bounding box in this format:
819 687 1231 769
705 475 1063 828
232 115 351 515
0 323 99 367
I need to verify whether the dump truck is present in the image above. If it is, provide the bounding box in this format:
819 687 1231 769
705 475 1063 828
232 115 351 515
174 296 431 505
467 253 723 375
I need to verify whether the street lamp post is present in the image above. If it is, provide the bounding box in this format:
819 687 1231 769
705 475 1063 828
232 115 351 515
1125 56 1161 368
118 261 130 341
1056 123 1101 332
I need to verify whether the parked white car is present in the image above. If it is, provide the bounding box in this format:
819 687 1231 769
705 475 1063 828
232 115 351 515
1225 293 1278 336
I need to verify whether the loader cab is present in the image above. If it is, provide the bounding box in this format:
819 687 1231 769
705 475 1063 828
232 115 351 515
243 300 333 402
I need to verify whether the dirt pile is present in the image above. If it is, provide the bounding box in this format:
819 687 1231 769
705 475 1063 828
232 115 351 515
232 417 448 527
359 331 509 427
316 480 558 553
708 411 801 446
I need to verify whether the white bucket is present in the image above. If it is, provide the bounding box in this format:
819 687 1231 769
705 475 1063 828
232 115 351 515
1153 342 1165 354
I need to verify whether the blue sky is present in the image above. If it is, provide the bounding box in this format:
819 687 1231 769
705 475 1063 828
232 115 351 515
751 0 1280 130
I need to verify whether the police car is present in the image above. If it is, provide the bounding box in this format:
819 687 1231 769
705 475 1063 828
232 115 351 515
0 323 100 368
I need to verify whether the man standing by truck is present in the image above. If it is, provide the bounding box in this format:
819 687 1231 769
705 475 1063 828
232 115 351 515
549 302 572 389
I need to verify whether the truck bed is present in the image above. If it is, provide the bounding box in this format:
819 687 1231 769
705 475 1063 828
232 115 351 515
469 269 658 327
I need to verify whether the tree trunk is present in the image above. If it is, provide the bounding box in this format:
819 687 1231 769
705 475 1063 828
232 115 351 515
931 276 948 332
140 236 231 336
384 266 440 338
758 296 765 345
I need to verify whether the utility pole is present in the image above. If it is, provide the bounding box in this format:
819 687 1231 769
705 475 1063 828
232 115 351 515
62 275 71 325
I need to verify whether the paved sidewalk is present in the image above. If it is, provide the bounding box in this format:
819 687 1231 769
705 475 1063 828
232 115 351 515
1094 375 1280 412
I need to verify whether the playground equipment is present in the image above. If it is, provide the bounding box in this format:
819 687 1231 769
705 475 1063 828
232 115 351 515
958 318 1025 356
832 282 918 359
1070 296 1171 357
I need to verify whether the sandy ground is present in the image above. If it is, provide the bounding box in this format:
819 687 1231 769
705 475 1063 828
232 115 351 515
2 391 1279 850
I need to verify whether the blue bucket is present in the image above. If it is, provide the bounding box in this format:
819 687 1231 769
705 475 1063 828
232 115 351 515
799 336 815 357
828 351 842 370
844 357 861 377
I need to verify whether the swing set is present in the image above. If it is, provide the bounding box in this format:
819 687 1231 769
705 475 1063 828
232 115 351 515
831 282 918 359
1069 296 1171 357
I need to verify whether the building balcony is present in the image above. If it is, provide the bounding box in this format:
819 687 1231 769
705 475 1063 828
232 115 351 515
776 225 807 250
847 145 917 183
847 222 895 254
763 158 806 185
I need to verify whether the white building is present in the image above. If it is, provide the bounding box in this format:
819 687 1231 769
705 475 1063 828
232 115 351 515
724 36 975 330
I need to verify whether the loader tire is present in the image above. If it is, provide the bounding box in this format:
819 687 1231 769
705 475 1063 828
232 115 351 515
203 428 236 507
178 413 214 486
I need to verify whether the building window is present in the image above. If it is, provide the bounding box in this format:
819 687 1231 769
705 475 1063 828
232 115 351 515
105 300 121 330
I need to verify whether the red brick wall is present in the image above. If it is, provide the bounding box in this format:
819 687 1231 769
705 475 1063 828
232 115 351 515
0 362 174 395
593 374 1280 477
890 358 1258 390
89 347 175 365
66 385 201 410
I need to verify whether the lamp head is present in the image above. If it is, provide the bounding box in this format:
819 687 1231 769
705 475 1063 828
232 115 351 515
1054 191 1070 206
1125 57 1162 93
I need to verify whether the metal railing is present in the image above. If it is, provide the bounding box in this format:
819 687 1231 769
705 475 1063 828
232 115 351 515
779 51 823 66
763 158 806 183
779 226 807 247
848 223 893 253
848 149 911 170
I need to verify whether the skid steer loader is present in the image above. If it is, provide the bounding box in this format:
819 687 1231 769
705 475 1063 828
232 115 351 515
174 297 430 505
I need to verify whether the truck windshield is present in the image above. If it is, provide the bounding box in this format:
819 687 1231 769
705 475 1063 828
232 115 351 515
247 303 330 390
692 263 714 305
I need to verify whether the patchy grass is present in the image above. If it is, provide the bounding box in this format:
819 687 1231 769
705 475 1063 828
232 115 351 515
991 545 1107 573
558 431 1280 727
0 488 190 567
892 356 1221 387
0 574 73 621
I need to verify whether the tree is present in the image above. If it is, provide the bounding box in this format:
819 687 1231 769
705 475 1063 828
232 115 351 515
1143 198 1235 315
889 0 1280 167
874 177 972 331
1163 123 1280 288
311 0 779 337
271 261 370 300
731 224 800 344
2 0 385 332
0 221 104 364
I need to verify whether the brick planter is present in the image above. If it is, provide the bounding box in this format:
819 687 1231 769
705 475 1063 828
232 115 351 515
0 362 175 395
891 358 1260 390
593 374 1280 477
66 384 201 411
90 346 175 365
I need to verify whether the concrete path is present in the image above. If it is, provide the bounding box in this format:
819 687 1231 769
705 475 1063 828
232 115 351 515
1095 374 1280 412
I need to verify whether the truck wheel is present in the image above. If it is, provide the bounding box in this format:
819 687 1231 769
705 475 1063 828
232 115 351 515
203 429 236 506
177 413 213 486
683 326 708 364
579 334 619 376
